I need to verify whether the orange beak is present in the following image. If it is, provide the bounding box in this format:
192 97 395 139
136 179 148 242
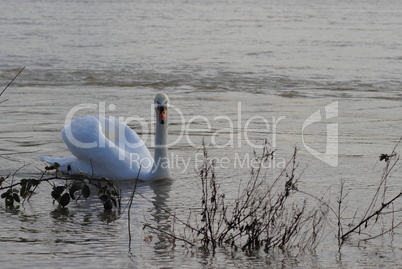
158 106 167 124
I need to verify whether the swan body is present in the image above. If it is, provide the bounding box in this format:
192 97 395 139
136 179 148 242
41 93 171 181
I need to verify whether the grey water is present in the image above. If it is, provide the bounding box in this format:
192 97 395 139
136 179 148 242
1 0 402 268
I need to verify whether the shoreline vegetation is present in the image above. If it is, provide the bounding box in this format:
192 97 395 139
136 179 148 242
0 137 401 255
142 138 402 253
1 69 402 256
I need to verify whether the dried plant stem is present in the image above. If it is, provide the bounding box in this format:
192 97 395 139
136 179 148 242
338 136 401 245
184 141 326 253
336 179 346 248
1 66 25 98
143 223 195 247
128 167 141 248
140 138 402 253
341 191 402 242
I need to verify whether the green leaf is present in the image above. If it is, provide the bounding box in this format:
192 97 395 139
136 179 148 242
5 196 14 206
20 182 27 197
99 194 113 210
99 194 109 203
110 197 117 207
51 186 65 200
103 199 113 210
13 193 20 203
69 181 85 200
2 188 13 199
26 182 32 193
59 193 70 207
82 185 90 199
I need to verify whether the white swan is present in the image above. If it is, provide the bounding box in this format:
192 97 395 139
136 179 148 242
41 93 171 181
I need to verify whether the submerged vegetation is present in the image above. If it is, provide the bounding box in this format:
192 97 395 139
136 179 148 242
0 130 401 255
150 141 327 253
336 139 402 247
143 138 402 253
0 163 122 211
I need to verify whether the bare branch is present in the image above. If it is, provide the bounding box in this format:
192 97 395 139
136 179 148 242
1 67 25 98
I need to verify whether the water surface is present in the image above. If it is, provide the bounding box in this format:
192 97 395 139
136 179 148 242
1 0 402 268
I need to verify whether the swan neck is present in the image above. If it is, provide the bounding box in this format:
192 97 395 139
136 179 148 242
147 122 170 180
154 122 168 161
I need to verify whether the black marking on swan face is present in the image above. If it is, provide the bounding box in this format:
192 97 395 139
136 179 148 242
157 105 167 125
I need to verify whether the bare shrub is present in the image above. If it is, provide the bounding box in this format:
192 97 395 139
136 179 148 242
336 137 402 247
143 140 327 253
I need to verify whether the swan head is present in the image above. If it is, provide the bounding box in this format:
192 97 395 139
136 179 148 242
154 93 170 125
